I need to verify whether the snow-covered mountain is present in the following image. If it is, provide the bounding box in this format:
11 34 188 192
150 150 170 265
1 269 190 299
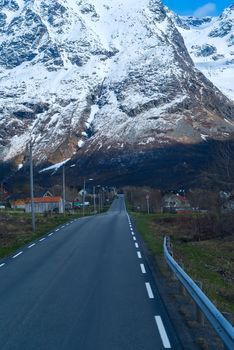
0 0 234 178
172 4 234 101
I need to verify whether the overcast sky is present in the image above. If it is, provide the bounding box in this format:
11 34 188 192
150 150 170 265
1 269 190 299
163 0 232 16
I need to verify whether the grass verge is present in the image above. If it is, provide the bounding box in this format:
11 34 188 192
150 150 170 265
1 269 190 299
131 211 234 315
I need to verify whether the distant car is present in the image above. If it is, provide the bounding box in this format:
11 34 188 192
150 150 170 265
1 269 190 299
73 202 90 209
0 205 5 209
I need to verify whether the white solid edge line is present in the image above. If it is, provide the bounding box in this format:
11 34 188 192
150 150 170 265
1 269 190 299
137 251 142 259
155 316 171 349
145 282 154 299
28 243 36 248
135 243 139 248
13 251 23 259
133 236 136 241
0 263 5 268
140 263 146 274
39 238 45 242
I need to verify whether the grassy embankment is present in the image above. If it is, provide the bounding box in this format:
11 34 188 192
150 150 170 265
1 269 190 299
0 205 109 260
130 210 234 314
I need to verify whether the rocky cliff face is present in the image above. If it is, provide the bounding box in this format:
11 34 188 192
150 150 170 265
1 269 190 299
172 4 234 101
0 0 234 181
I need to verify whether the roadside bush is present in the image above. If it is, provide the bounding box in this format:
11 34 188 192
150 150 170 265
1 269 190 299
153 213 234 242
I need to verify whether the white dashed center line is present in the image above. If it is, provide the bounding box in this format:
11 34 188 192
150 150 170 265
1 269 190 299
137 251 142 259
133 236 136 241
28 243 36 249
39 238 45 242
13 252 23 259
140 264 146 274
145 282 154 299
155 316 171 348
131 232 134 236
55 229 59 232
48 232 54 236
135 243 139 248
0 263 5 268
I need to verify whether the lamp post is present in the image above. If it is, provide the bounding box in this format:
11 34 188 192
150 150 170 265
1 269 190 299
62 165 66 215
146 195 150 215
29 139 36 232
82 178 86 217
82 178 93 216
93 186 96 213
99 193 101 213
96 185 101 213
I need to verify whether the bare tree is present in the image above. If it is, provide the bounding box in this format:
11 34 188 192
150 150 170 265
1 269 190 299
210 140 234 188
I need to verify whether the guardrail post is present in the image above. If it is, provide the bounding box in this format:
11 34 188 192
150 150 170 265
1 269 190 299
195 281 205 326
179 262 186 296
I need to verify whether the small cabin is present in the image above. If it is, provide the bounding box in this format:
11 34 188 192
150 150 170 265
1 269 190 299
25 196 63 214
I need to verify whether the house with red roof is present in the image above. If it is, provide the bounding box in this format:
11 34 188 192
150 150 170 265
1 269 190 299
25 194 63 214
162 193 191 213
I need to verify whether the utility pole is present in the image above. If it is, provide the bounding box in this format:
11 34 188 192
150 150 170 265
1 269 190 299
93 186 96 213
98 193 101 213
30 140 36 232
82 178 86 216
62 165 66 215
146 195 150 215
101 190 103 211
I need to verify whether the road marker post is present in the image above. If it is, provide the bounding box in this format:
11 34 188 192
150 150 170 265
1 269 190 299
195 281 205 326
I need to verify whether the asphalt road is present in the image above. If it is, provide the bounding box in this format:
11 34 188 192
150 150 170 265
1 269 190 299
0 195 182 349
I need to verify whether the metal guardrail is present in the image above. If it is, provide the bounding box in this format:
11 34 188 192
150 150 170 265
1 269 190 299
164 237 234 350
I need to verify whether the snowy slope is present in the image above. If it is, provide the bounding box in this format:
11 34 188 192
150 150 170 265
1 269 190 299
0 0 233 168
172 4 234 100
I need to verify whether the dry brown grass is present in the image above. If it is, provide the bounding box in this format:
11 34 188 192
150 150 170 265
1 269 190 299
133 212 234 314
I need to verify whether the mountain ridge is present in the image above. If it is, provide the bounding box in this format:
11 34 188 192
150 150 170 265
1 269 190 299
171 3 234 101
0 0 234 188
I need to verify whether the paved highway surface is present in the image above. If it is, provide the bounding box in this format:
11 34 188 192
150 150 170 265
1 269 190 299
0 195 182 349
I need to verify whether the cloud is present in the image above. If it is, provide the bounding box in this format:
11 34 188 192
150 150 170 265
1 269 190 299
193 3 217 17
